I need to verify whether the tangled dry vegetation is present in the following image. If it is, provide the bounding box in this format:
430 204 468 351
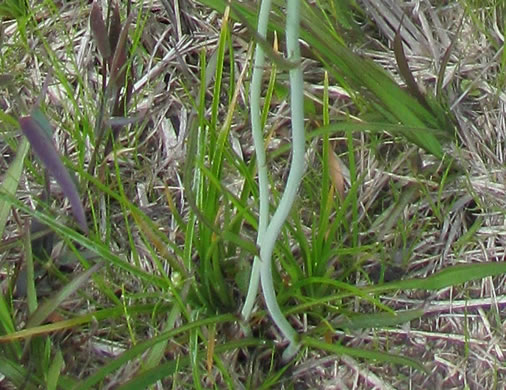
0 0 505 388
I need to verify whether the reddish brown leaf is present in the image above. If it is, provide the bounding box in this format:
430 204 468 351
90 1 111 60
109 12 133 90
109 0 122 55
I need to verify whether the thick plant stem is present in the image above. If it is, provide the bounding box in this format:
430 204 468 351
241 0 273 322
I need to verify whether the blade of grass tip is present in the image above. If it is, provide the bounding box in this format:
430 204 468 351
210 4 229 131
19 116 88 234
0 137 29 238
90 0 112 60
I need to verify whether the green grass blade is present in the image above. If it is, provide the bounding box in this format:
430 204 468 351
46 348 64 390
0 138 29 238
333 308 425 330
23 223 38 316
0 304 172 343
303 336 427 373
0 356 41 389
366 262 506 293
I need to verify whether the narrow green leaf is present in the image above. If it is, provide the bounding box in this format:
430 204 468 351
47 348 64 390
366 262 506 293
333 308 425 330
303 336 427 373
0 137 29 238
0 293 16 335
0 304 171 342
0 356 41 389
24 222 38 315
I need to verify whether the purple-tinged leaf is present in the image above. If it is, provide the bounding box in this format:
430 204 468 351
19 116 88 234
109 0 121 55
109 12 133 91
90 1 111 60
31 106 54 141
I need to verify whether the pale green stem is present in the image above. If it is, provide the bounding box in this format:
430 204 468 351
259 0 305 361
241 0 273 322
241 0 305 362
